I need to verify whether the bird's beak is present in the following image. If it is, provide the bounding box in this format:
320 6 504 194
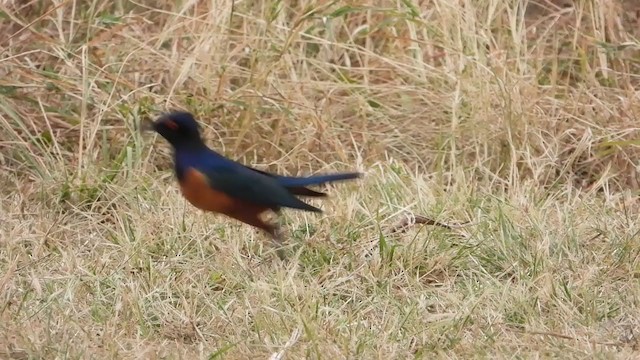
140 117 156 133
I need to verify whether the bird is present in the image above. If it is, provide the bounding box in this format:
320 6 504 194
144 111 361 254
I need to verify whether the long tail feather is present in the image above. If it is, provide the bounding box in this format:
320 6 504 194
278 172 362 187
287 187 327 197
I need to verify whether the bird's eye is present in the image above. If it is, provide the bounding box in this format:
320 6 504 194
165 120 179 130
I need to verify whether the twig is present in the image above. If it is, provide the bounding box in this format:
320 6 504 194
509 328 624 347
390 212 471 234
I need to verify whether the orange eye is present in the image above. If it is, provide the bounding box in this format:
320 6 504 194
165 120 179 130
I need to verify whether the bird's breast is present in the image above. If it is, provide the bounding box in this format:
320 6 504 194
179 168 237 213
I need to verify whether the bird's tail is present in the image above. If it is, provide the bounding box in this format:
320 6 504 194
278 172 362 187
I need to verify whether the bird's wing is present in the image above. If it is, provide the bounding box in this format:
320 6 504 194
241 163 361 187
240 164 328 197
195 162 322 212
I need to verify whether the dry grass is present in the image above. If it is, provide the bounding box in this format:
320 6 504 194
2 0 640 358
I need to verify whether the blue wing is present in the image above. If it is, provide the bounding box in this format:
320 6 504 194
241 164 361 196
185 153 322 212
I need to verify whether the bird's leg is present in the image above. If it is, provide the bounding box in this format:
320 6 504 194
254 209 288 260
257 220 286 260
270 227 287 261
227 209 288 260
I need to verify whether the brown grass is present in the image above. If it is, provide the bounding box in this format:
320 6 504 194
2 0 640 358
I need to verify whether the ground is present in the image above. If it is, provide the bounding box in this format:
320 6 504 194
1 0 640 359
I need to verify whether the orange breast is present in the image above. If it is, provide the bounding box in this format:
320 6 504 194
179 168 238 214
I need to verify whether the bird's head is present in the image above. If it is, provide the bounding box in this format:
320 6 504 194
144 111 204 148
